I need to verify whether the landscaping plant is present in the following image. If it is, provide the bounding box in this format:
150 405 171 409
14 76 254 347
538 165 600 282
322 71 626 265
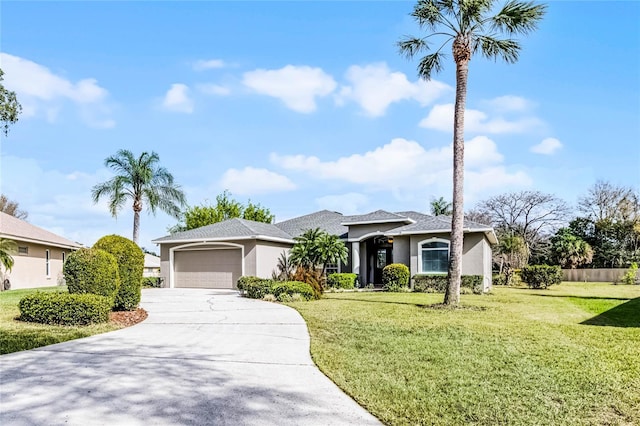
64 248 120 301
382 263 410 292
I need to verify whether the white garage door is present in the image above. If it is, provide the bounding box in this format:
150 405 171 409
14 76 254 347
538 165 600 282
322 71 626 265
174 249 242 289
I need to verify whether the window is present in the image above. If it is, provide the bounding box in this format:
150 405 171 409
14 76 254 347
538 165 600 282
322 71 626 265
419 239 449 274
18 246 28 255
326 263 340 275
45 249 50 277
62 252 66 263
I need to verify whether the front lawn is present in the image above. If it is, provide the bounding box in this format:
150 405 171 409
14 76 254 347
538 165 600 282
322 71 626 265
291 283 640 425
0 287 121 355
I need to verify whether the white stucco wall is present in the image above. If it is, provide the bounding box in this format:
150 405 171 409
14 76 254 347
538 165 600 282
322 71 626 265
255 242 291 279
4 242 70 290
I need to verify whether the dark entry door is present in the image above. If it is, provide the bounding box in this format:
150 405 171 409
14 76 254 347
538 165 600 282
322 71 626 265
374 247 393 284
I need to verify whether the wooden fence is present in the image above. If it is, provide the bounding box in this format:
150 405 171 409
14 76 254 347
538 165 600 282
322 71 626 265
562 268 628 283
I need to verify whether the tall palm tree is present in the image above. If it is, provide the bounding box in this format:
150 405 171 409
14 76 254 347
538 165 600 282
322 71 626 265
0 238 17 273
317 233 348 278
92 150 186 245
430 196 453 216
399 0 546 305
289 228 323 270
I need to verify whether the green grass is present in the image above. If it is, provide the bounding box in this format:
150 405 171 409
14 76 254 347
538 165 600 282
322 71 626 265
0 287 120 355
290 283 640 425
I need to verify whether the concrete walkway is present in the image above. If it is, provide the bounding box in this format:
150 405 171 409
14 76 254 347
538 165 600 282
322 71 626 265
0 289 381 425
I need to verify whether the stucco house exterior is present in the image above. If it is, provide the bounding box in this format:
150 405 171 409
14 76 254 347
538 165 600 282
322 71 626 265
153 209 497 291
0 212 82 290
143 253 161 277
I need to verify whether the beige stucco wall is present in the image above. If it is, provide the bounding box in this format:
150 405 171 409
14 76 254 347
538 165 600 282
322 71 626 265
159 239 290 287
348 223 406 240
255 242 291 278
392 236 410 266
408 232 492 284
4 242 71 290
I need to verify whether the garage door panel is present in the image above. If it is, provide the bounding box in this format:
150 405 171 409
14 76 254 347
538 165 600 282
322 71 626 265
174 249 241 289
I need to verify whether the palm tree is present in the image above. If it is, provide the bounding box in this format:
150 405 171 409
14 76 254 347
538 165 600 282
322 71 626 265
0 238 17 273
289 228 323 270
317 233 348 278
497 233 528 285
399 0 546 305
92 150 186 245
430 196 453 216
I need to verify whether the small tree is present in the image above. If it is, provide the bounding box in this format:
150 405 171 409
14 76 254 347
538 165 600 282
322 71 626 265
430 196 452 216
0 68 22 136
0 238 17 274
496 233 528 285
0 194 28 219
550 228 594 269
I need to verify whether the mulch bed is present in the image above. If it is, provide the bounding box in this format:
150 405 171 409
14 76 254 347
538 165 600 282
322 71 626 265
109 308 148 327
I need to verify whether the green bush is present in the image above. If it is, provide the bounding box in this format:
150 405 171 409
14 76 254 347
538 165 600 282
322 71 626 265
327 273 357 289
142 277 163 288
19 292 111 325
520 265 562 289
64 248 120 302
93 235 144 311
413 275 484 294
243 278 276 299
621 262 639 285
236 276 264 291
382 264 410 292
271 281 314 300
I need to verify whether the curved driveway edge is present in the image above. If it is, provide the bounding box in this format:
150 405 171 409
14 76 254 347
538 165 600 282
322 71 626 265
0 289 381 425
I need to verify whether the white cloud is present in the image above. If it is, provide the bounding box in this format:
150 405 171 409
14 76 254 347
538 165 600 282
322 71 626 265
219 167 296 195
196 83 231 96
193 59 227 71
419 103 543 134
485 95 533 112
531 137 563 155
162 83 194 113
0 52 114 127
336 63 451 116
315 193 370 215
271 136 527 195
242 65 337 113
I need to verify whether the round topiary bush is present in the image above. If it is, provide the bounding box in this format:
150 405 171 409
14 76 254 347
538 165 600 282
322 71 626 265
382 263 410 292
93 235 144 311
64 248 120 301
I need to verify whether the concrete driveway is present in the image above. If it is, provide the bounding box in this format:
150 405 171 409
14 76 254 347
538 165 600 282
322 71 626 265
0 289 381 425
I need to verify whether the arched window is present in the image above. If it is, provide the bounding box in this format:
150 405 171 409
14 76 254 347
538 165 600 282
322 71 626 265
419 238 449 274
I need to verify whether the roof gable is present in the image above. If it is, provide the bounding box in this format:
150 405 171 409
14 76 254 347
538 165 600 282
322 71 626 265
341 210 413 225
153 218 294 243
275 210 347 238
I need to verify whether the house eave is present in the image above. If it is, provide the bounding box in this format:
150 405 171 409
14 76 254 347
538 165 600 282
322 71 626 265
340 218 415 226
0 233 83 250
153 235 295 245
385 227 498 244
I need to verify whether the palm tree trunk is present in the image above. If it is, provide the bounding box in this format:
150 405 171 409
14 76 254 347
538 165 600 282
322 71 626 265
444 54 469 306
132 210 140 245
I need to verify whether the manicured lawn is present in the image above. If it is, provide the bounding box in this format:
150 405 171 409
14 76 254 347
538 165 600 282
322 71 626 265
0 287 120 355
291 283 640 425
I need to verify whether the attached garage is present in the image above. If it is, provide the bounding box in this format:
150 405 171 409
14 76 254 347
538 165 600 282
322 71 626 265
174 248 242 289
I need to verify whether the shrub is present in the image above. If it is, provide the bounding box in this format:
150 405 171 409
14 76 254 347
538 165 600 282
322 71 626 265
413 275 484 294
19 292 111 326
277 293 292 302
236 276 264 292
382 264 410 291
292 266 323 299
142 277 163 288
262 294 277 302
64 248 120 302
327 273 357 289
621 262 639 285
271 281 314 301
520 265 562 289
93 235 144 311
492 274 506 286
243 279 275 299
289 293 304 302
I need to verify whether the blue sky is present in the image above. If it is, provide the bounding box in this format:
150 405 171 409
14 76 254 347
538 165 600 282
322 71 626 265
1 0 638 251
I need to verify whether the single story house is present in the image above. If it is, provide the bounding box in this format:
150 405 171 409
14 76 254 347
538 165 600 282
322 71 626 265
0 212 82 290
153 209 497 291
143 253 161 277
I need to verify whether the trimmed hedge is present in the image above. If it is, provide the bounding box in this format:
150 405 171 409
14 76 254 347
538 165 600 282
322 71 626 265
64 248 120 301
327 273 357 289
413 274 484 294
271 281 314 300
142 277 163 288
382 264 410 291
19 292 111 325
520 265 562 289
237 276 314 301
93 235 144 311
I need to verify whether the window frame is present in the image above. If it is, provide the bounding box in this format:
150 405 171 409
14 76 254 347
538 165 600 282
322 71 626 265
418 238 450 275
45 249 50 277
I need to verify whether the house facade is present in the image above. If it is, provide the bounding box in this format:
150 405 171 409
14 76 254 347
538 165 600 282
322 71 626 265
153 209 497 291
0 212 82 290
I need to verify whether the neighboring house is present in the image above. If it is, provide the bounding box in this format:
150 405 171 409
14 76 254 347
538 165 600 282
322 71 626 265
0 212 82 290
143 253 161 277
153 209 497 291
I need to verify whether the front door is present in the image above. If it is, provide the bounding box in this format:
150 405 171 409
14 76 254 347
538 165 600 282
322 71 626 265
373 247 393 284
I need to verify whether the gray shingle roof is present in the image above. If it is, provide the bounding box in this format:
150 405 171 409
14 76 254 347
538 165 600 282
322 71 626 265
386 215 493 235
275 210 347 238
394 211 433 221
341 210 412 225
0 212 82 249
153 218 294 243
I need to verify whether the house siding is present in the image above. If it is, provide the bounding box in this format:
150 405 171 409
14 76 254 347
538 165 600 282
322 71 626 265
5 242 69 290
255 242 290 278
